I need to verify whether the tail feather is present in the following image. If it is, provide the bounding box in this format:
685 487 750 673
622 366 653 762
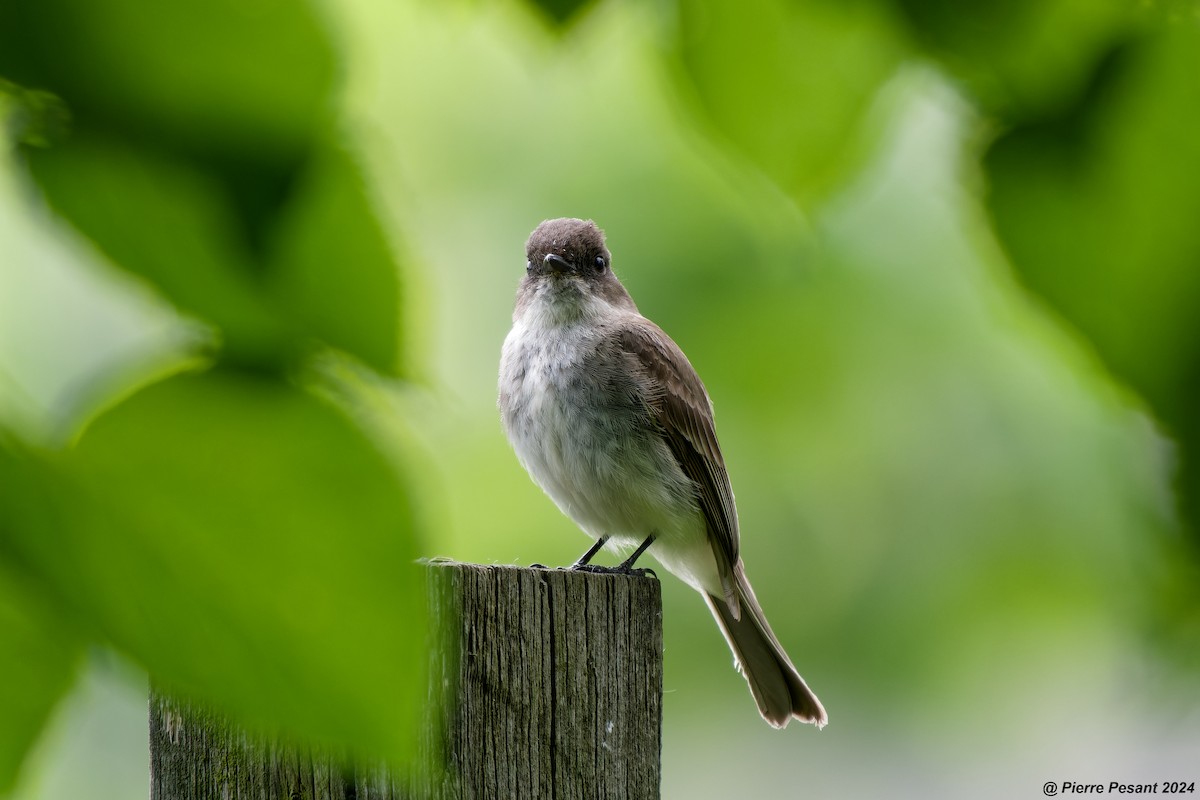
705 562 827 729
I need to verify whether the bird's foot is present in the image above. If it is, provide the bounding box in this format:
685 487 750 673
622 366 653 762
570 563 657 579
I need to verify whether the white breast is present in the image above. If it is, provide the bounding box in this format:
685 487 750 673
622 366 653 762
498 300 714 589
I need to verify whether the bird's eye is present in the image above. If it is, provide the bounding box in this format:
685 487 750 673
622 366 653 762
593 255 607 272
526 260 533 272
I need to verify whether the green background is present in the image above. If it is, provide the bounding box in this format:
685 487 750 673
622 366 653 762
2 0 1199 797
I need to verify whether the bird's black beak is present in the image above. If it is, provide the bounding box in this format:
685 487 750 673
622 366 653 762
543 253 571 273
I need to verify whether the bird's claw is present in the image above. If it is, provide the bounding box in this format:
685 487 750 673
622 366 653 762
571 563 657 579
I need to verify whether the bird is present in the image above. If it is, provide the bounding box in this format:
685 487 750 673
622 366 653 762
498 217 826 729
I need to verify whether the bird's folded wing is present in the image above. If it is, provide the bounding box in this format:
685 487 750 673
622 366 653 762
618 323 741 614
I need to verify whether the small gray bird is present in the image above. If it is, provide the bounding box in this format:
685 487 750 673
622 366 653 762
498 218 826 729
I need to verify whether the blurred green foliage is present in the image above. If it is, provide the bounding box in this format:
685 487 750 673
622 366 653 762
986 23 1200 529
892 0 1134 119
674 0 904 205
1 372 424 761
0 0 420 789
1 0 1199 797
0 559 80 795
0 0 405 373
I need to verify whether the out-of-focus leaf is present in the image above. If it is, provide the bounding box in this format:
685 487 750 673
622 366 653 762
0 0 331 246
526 0 596 26
0 568 82 796
0 499 83 795
0 79 71 148
0 0 333 160
985 24 1200 526
0 371 426 761
24 135 293 364
0 581 78 795
265 142 405 375
0 0 408 376
891 0 1133 119
673 0 904 206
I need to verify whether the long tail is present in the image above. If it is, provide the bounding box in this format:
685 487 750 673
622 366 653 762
704 561 827 729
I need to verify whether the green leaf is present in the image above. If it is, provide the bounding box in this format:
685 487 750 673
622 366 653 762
985 23 1200 527
24 135 293 364
0 0 334 159
2 0 407 375
24 133 408 375
525 0 596 26
1 371 426 762
0 443 84 795
265 142 406 375
892 0 1133 119
0 567 82 795
673 0 903 206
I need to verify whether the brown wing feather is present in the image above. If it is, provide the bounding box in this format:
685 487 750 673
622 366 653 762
618 323 741 614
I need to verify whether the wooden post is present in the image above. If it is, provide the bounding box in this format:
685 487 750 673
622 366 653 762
149 562 663 799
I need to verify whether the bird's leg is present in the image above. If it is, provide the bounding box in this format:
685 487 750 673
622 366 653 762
571 536 610 569
573 534 657 578
616 534 656 572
